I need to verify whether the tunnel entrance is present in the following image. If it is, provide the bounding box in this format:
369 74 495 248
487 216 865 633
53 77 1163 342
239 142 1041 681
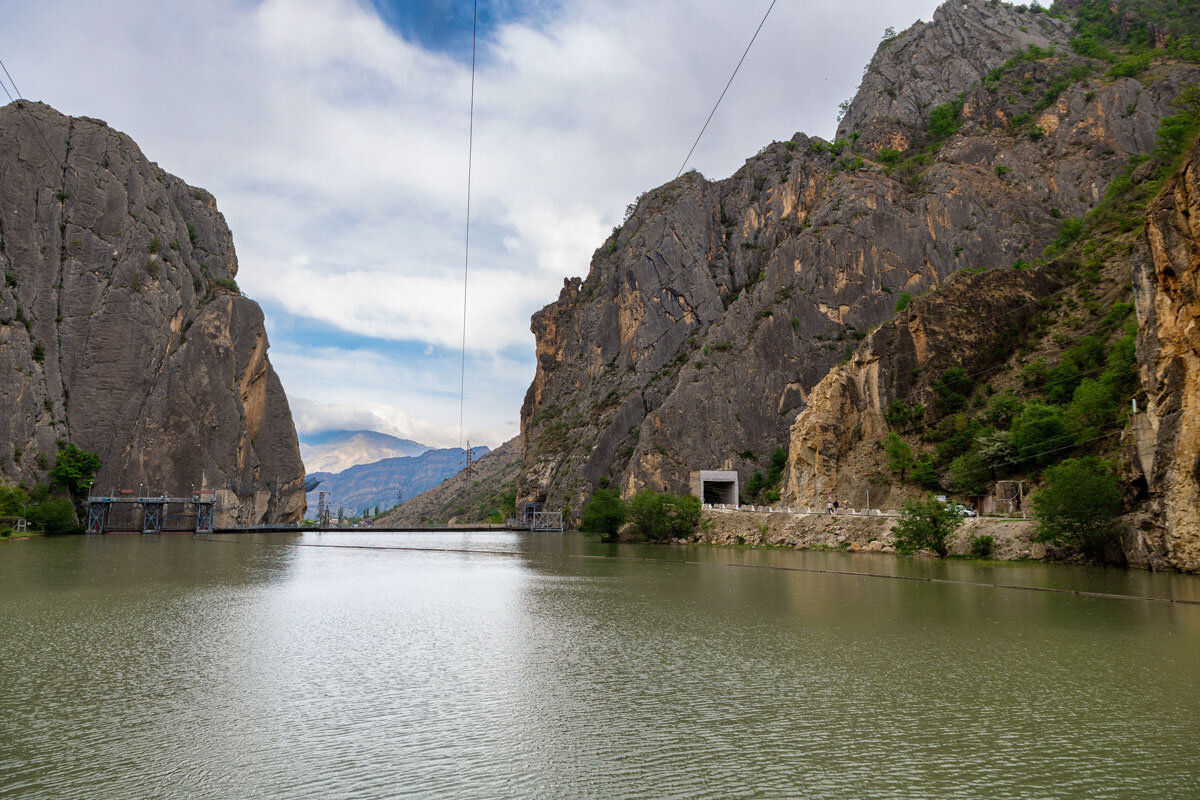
690 470 739 507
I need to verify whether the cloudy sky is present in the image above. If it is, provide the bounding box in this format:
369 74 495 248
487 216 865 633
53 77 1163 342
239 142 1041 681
1 0 941 448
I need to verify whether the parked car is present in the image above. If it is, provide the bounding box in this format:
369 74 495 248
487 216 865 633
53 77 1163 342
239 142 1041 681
946 503 978 517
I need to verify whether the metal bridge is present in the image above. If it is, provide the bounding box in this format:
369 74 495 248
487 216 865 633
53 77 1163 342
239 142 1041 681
86 492 215 534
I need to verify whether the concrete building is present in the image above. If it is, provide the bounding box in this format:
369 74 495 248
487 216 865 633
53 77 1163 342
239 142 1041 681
689 470 739 507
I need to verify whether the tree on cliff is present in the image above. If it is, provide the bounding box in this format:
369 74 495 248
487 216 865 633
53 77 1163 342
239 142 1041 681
49 444 101 498
1033 458 1122 559
892 495 963 558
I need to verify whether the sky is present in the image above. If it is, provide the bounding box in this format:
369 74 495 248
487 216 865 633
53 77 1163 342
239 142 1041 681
0 0 943 448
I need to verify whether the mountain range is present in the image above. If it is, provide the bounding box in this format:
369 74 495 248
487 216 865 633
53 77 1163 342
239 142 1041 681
306 445 489 519
299 429 429 474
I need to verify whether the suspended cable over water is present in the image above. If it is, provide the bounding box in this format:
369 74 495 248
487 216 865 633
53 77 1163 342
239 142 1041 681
458 0 479 454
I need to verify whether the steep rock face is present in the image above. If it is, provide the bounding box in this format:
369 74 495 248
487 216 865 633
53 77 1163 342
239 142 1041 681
839 1 1069 148
1132 138 1200 572
517 0 1190 518
781 269 1055 509
0 102 304 525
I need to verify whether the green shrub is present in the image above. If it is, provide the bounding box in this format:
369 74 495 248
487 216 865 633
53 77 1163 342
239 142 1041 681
50 443 101 498
995 165 1010 176
949 451 990 495
1066 378 1115 440
31 342 45 363
212 277 240 294
893 495 963 557
932 366 971 413
969 534 995 558
626 491 701 541
881 432 914 480
0 485 26 515
1069 35 1114 62
1107 53 1150 78
928 97 964 140
894 291 913 313
580 489 625 540
878 147 901 164
1009 401 1073 467
984 390 1023 428
1033 458 1122 559
26 497 80 535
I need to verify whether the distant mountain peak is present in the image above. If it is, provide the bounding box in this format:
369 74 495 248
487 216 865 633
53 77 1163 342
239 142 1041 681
299 429 430 474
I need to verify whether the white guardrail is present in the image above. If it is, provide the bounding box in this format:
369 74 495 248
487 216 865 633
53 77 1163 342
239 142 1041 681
703 503 900 518
702 504 1033 522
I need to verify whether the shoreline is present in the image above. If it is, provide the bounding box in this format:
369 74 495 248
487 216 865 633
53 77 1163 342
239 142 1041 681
689 508 1055 564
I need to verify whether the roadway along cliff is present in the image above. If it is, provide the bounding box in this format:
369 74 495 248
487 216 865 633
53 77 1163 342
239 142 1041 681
0 102 305 525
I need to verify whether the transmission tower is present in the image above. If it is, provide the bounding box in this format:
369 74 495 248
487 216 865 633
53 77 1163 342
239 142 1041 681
317 491 331 528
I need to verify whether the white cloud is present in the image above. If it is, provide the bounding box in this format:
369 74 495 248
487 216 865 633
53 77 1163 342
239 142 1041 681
3 0 942 434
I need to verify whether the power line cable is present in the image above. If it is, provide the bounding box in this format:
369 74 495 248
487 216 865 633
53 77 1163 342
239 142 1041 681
192 534 1199 605
458 0 478 456
0 57 61 168
674 0 778 179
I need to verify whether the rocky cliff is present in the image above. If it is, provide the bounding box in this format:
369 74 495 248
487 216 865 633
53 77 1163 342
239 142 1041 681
782 268 1056 510
0 102 305 525
1131 136 1200 571
518 0 1195 520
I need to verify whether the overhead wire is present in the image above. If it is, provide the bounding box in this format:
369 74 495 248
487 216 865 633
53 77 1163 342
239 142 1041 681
192 534 1199 606
458 0 479 455
0 57 61 168
674 0 778 179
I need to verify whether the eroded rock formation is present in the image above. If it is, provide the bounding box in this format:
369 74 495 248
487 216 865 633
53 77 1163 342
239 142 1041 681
782 269 1056 509
0 103 304 525
1132 137 1200 571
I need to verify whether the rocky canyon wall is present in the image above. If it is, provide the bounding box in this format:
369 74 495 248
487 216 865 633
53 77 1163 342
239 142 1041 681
0 102 305 525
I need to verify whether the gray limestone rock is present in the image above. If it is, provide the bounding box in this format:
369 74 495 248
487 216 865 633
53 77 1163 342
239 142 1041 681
0 102 304 525
516 0 1196 522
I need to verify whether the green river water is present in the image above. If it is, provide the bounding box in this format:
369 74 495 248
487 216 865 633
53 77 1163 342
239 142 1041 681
1 531 1199 799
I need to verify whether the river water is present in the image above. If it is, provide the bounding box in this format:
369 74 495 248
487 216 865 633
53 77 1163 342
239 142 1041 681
2 531 1199 799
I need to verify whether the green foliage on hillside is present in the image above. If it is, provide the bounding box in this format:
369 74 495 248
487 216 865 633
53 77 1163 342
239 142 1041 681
744 447 788 502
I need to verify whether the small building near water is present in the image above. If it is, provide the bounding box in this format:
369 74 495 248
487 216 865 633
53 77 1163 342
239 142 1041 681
689 470 739 507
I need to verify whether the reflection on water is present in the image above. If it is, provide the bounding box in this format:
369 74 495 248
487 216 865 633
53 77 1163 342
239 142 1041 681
2 532 1198 799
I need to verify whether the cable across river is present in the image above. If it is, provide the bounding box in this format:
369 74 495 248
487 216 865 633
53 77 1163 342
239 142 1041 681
193 533 1200 606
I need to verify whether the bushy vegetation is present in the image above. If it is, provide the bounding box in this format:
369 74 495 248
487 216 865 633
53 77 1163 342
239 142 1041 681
893 495 963 557
50 443 102 498
1032 457 1122 558
627 491 703 541
744 447 788 503
580 489 701 542
579 489 625 541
